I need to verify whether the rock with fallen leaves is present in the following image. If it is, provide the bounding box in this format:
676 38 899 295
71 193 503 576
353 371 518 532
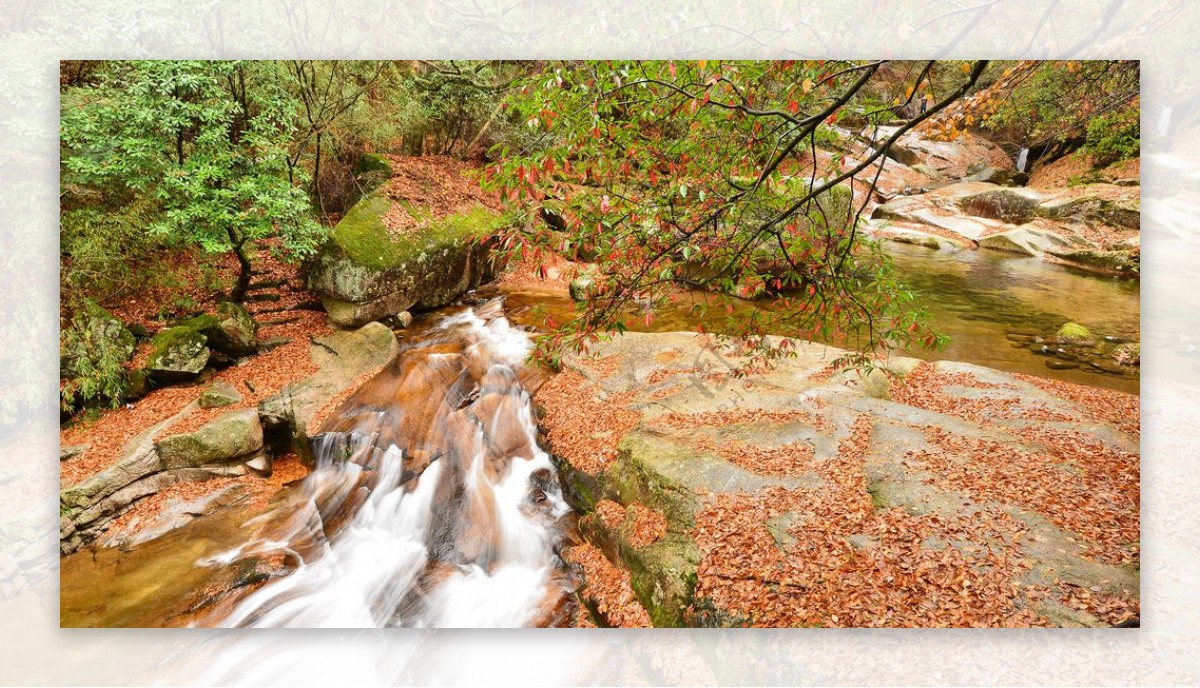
258 322 400 464
535 332 1139 627
308 155 513 327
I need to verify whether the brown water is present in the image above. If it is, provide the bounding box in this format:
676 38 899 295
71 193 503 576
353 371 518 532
496 243 1140 395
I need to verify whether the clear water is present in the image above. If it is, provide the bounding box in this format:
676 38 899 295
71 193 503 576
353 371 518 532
497 243 1140 394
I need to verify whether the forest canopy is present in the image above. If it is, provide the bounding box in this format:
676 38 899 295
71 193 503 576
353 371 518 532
59 59 1140 411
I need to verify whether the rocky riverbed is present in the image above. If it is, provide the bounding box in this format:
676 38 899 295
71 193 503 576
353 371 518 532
60 133 1140 627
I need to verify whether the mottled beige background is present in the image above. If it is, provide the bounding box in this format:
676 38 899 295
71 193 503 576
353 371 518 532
1 0 1195 684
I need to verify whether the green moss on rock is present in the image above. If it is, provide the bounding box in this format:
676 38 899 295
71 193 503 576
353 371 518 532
1057 322 1091 342
310 193 512 327
332 198 503 271
147 326 210 381
156 408 263 469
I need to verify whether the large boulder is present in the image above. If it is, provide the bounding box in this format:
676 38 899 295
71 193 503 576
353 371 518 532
1035 187 1140 230
178 302 259 357
309 193 510 327
961 188 1043 224
258 322 400 463
978 225 1076 256
146 326 210 382
155 408 263 470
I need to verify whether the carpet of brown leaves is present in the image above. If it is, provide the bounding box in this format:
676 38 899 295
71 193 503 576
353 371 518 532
658 406 832 434
534 370 640 474
376 155 500 236
692 415 1048 627
563 543 653 628
625 503 667 548
1014 372 1140 436
694 435 816 477
594 499 667 549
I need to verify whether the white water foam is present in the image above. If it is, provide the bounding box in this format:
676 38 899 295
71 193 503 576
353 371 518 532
208 303 571 628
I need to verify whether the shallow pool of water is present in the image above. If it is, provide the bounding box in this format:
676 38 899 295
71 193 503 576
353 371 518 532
496 243 1140 394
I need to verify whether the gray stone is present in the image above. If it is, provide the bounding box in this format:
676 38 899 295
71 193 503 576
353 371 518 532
961 188 1043 224
146 326 210 382
979 226 1074 256
155 408 263 470
60 444 89 462
197 381 243 408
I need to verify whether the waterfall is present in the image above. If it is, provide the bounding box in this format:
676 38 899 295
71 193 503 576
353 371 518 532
1016 147 1029 173
204 300 576 628
1158 105 1173 136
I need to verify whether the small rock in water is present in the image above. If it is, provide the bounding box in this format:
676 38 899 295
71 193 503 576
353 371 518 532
1045 359 1080 370
245 454 272 477
383 311 413 329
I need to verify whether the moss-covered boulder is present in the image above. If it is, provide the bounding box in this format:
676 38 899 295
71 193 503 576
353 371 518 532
309 193 510 327
1057 322 1092 342
179 302 258 357
60 299 136 378
146 326 210 382
355 153 393 194
156 408 263 470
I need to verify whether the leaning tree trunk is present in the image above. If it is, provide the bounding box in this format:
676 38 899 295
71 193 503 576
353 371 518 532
226 227 253 303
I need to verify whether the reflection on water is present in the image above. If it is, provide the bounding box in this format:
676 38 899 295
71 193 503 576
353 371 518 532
498 243 1140 395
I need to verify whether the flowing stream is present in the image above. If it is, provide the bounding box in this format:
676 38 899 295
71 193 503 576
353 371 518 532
59 244 1141 628
213 300 575 628
60 301 576 628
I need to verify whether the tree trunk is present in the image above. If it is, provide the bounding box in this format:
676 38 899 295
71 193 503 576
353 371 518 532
313 130 324 216
226 227 253 303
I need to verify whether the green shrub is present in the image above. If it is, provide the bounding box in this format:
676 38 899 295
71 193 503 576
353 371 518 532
1084 108 1140 166
59 300 136 413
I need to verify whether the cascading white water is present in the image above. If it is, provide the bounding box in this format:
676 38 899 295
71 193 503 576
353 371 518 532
203 301 575 628
1016 147 1029 173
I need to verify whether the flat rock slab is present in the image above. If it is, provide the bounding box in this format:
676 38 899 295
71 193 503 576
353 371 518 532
544 331 1139 627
